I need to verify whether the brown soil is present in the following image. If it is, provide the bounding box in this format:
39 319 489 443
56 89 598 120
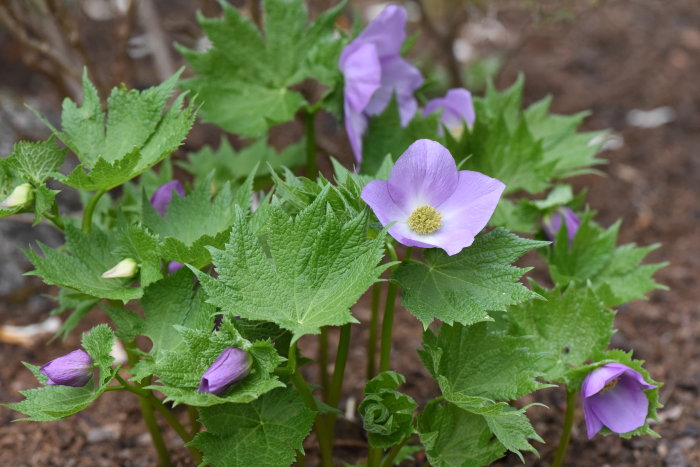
1 0 699 466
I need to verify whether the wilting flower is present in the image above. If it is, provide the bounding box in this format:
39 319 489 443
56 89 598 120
198 347 252 395
581 362 657 439
543 207 580 244
424 88 475 137
0 183 33 209
150 180 185 217
40 349 93 387
361 139 505 256
101 258 139 279
339 5 423 164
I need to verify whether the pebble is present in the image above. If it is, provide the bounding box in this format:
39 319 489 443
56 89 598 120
86 423 121 443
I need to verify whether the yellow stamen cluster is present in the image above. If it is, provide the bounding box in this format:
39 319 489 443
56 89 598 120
407 205 442 235
600 378 619 394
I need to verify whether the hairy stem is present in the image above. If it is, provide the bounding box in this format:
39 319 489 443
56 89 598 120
148 396 202 464
187 405 201 437
138 376 173 467
379 244 405 373
82 189 106 233
367 446 383 467
289 343 333 467
552 388 577 467
367 283 381 379
328 324 351 409
382 436 409 467
319 327 330 400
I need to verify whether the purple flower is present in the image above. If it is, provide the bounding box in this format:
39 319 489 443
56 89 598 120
40 349 93 387
150 180 185 217
198 347 252 395
543 207 580 244
582 363 657 439
339 5 423 165
424 88 475 137
361 139 505 256
167 261 184 274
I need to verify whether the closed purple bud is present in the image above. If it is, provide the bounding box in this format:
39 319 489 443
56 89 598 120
167 261 184 274
581 363 657 439
40 349 93 387
424 88 475 137
150 180 185 216
198 347 252 395
543 207 580 244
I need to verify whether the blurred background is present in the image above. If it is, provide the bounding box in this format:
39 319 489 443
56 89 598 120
0 0 698 465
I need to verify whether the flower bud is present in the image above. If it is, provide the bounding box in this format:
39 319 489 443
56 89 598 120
198 347 252 395
101 258 139 279
0 183 33 209
150 180 185 216
424 88 475 138
543 207 581 244
40 349 93 387
581 362 657 438
167 261 184 274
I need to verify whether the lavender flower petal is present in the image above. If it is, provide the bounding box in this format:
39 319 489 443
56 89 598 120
364 55 424 125
167 261 184 274
40 349 92 387
150 180 185 216
350 5 407 58
387 139 459 209
424 88 475 134
543 207 580 243
198 347 252 395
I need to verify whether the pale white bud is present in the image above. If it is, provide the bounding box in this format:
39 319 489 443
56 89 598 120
101 258 139 279
0 183 33 208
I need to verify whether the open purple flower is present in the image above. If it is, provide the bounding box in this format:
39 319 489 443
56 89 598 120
339 5 423 165
581 362 657 439
40 349 93 387
543 207 580 244
150 180 185 217
361 139 505 256
198 347 252 395
424 88 475 137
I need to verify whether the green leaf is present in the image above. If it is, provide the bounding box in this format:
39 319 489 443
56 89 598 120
35 69 195 191
545 214 666 307
148 318 284 406
419 323 549 401
179 137 305 190
25 224 144 301
140 269 215 359
142 179 244 268
3 325 117 421
450 77 605 195
418 400 505 467
394 228 548 328
359 371 418 448
81 324 116 385
196 189 387 340
360 97 441 175
179 0 345 136
2 139 66 185
507 283 615 382
50 289 100 340
190 387 315 467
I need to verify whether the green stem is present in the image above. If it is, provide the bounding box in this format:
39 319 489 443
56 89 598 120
319 327 330 400
328 324 351 409
138 377 172 467
148 396 202 464
378 246 411 373
188 405 201 437
44 203 65 231
367 447 383 467
305 110 317 179
82 189 106 233
289 343 333 467
367 283 381 379
552 388 577 467
382 437 409 467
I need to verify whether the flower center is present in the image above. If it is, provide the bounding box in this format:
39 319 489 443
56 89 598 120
407 205 442 235
600 378 619 394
